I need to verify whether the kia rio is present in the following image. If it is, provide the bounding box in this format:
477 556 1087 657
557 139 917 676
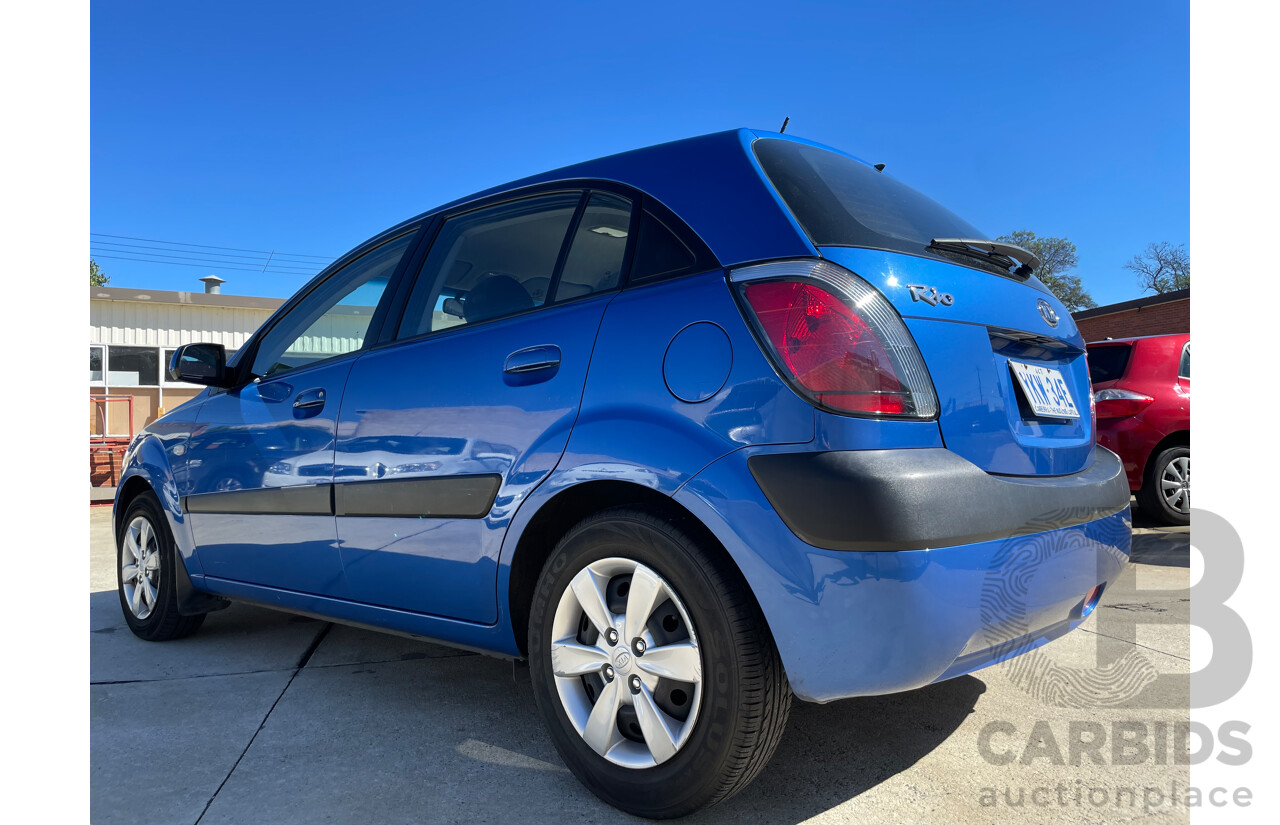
114 129 1131 819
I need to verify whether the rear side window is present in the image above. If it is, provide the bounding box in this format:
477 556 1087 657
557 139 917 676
1179 343 1190 379
398 192 581 338
753 138 985 255
554 193 633 302
1087 344 1133 384
631 211 697 283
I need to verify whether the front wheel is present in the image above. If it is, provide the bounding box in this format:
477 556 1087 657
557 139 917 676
116 491 206 641
1138 446 1190 526
528 508 790 819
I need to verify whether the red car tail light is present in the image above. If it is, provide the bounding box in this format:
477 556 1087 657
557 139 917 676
1093 388 1154 418
732 260 937 418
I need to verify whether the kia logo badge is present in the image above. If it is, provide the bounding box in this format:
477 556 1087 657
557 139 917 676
1037 298 1059 328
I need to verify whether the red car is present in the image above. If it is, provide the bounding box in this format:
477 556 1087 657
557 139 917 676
1087 333 1190 525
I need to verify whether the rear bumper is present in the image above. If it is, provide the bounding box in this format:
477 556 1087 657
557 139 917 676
748 446 1129 552
675 447 1132 702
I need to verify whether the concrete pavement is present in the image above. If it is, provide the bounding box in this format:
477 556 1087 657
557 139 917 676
90 506 1191 824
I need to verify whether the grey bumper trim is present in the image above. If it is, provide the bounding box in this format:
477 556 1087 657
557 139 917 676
748 447 1130 552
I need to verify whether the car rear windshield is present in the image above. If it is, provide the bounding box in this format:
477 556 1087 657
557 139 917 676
1087 344 1133 384
753 138 986 254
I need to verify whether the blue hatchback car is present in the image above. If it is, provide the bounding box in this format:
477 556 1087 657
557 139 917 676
115 129 1131 818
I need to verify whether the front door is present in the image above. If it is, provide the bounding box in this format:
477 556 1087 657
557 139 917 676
184 232 416 596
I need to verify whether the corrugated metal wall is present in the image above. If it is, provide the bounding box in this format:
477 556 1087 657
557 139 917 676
288 313 373 356
89 300 276 348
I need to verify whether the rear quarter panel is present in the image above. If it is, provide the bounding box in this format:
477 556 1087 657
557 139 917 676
553 269 816 492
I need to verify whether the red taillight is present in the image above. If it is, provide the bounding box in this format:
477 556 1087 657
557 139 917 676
1093 388 1154 418
742 280 912 415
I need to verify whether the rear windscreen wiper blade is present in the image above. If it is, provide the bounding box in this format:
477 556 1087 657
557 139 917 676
928 238 1043 279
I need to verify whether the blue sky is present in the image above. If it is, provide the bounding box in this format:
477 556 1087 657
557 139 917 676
91 0 1188 306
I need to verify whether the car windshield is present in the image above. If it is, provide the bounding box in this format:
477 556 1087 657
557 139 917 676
753 138 986 253
1087 344 1133 384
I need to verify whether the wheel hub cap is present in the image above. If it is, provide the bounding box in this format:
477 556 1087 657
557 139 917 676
1160 455 1191 514
550 557 703 769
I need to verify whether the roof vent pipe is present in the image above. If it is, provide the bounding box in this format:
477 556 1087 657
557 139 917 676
199 275 226 295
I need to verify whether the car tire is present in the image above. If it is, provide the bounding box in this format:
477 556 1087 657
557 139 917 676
116 491 206 641
1137 446 1190 526
528 507 791 819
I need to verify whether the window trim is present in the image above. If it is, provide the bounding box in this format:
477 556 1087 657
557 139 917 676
1178 341 1191 380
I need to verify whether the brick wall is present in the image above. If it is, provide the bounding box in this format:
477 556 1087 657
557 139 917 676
1074 297 1189 343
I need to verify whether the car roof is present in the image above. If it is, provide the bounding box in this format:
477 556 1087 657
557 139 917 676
387 129 872 269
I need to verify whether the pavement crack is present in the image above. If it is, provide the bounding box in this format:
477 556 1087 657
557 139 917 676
295 622 333 669
1078 627 1191 662
193 622 333 825
91 668 292 685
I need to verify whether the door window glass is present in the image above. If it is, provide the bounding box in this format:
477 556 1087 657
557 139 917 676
1179 342 1190 379
553 193 633 302
251 233 413 378
398 193 581 338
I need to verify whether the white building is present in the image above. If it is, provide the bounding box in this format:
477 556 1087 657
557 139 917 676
90 282 283 437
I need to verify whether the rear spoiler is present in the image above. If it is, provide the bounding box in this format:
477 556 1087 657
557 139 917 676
928 238 1043 279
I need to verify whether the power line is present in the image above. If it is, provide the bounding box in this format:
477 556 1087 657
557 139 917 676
89 253 321 276
90 245 322 274
93 239 299 264
90 232 336 262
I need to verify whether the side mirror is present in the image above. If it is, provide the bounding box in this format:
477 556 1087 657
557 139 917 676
168 343 234 387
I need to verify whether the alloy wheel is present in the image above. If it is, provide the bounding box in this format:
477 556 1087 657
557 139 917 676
121 515 161 620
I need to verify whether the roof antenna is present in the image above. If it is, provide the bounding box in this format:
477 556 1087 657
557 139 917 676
779 116 789 134
874 163 886 173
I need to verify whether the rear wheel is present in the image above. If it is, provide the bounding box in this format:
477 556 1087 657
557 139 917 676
116 491 206 641
1138 446 1190 526
528 508 790 818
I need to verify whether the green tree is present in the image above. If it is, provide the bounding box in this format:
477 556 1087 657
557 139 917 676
996 230 1097 312
90 258 109 287
1124 242 1189 294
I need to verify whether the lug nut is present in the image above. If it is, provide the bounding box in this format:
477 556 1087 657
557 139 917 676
605 628 619 646
629 675 642 694
633 638 646 656
602 664 614 682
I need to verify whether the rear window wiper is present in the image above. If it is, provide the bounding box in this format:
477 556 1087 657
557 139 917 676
927 238 1043 279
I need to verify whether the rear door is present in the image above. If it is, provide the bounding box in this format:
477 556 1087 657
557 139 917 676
333 190 635 622
184 232 417 595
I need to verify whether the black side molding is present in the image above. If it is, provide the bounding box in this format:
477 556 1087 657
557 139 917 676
181 475 501 519
183 484 332 516
748 447 1130 552
333 474 500 518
